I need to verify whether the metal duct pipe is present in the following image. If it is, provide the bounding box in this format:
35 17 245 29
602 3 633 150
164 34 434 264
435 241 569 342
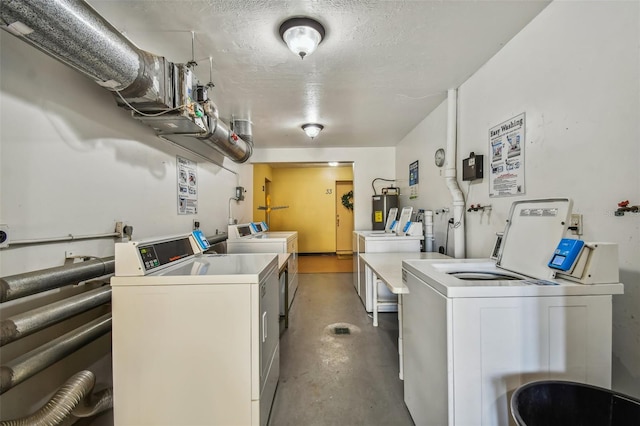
232 119 254 146
0 0 155 99
73 386 113 418
0 370 113 426
0 0 253 163
1 286 112 347
200 116 253 163
0 257 115 303
0 314 111 394
0 370 95 426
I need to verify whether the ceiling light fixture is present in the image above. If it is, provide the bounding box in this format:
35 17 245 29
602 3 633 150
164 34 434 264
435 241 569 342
302 123 324 139
279 17 325 59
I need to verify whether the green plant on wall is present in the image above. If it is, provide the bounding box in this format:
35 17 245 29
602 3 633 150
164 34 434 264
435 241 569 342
341 190 354 211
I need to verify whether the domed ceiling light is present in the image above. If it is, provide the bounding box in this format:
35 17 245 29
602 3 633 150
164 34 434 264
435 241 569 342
302 123 324 139
279 17 325 59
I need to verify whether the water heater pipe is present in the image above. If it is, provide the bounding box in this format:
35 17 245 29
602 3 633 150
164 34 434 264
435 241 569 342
444 89 466 258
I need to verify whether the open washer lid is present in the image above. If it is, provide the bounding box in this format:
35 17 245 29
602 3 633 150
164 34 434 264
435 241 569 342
496 198 572 280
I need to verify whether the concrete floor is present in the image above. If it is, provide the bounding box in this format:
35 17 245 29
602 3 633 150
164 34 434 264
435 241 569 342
269 272 415 426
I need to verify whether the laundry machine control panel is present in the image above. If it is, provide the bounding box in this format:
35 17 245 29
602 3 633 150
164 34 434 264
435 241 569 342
115 232 206 276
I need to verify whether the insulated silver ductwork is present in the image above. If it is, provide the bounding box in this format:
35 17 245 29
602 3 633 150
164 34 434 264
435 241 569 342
0 314 111 395
0 0 253 163
0 0 166 108
0 370 113 426
233 119 254 145
1 286 112 347
0 257 115 303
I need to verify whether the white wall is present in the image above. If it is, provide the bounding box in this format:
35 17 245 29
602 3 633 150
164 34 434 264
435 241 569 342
396 0 640 396
0 31 243 418
395 101 456 252
251 147 396 231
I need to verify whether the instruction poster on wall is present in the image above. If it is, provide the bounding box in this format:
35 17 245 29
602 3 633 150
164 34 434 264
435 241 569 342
489 113 526 197
177 156 198 214
409 160 419 199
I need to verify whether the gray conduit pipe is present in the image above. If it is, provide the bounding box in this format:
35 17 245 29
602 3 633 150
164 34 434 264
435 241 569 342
0 314 111 395
0 257 114 303
0 370 113 426
1 286 112 347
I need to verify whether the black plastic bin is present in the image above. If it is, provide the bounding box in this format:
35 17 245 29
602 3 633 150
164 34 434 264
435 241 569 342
511 380 640 426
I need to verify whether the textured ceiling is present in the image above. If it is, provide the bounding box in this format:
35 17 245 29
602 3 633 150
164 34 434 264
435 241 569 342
88 0 550 150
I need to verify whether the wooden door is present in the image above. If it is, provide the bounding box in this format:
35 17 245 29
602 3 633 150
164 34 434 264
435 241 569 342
335 181 354 255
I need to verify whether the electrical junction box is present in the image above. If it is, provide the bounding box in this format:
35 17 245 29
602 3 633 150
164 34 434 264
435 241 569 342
235 186 245 201
462 154 484 181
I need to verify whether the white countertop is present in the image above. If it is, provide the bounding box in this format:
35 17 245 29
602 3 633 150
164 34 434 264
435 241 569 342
403 258 624 298
359 252 452 294
228 231 297 242
278 253 291 271
354 230 424 241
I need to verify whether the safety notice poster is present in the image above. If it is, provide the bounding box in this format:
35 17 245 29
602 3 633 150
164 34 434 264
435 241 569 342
409 160 419 199
489 113 525 197
177 156 198 214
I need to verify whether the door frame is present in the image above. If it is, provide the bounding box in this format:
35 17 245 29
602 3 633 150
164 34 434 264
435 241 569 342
335 180 354 255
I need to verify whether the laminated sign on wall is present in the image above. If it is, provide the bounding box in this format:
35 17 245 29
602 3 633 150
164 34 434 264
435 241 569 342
489 113 526 197
409 160 419 199
177 156 198 214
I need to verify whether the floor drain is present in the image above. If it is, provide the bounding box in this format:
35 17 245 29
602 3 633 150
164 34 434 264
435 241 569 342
324 323 360 337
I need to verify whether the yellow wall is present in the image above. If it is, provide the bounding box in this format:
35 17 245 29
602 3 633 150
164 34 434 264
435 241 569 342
252 164 273 223
254 166 353 253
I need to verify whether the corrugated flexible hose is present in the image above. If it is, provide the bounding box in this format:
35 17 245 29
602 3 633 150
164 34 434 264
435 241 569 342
0 370 112 426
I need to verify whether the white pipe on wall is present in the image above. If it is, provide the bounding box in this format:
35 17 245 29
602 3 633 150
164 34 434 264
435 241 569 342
425 210 434 252
444 89 466 258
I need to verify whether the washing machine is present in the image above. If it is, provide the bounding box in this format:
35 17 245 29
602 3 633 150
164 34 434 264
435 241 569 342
353 207 423 312
111 231 279 426
227 222 298 313
400 198 624 426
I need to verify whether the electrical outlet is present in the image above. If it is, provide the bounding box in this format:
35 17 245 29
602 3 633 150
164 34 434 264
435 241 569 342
193 219 200 230
570 214 583 235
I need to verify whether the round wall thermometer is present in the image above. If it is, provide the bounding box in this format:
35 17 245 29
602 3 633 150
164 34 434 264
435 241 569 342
434 148 446 167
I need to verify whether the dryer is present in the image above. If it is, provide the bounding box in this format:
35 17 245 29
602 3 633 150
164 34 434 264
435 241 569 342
111 231 279 426
227 222 298 312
